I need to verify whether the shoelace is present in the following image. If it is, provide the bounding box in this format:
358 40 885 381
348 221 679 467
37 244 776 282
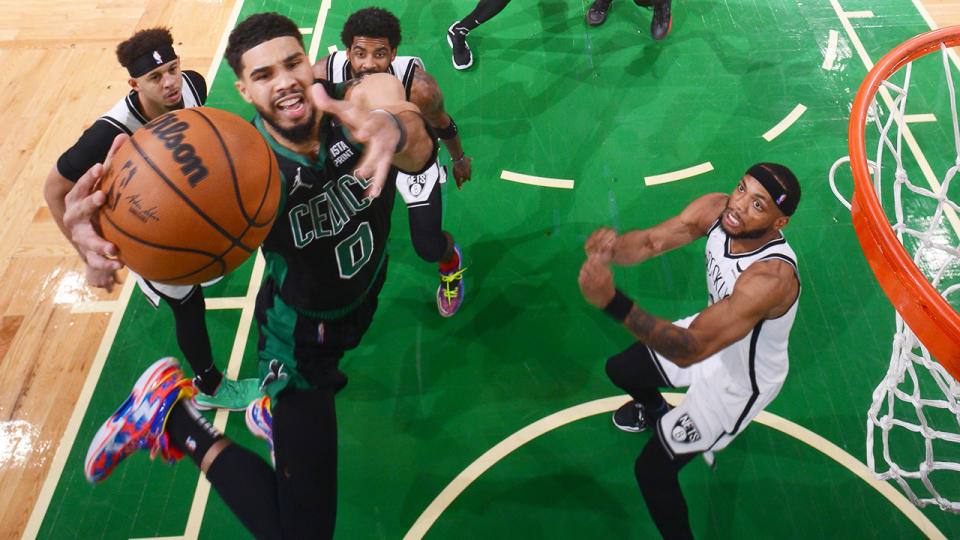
440 267 467 301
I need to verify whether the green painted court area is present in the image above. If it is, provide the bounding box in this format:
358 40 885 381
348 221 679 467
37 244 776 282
35 0 960 538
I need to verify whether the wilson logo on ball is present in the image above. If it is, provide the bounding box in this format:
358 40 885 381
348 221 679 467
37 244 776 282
146 113 209 187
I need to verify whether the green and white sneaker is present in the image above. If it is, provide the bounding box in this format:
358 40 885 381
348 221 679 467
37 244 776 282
193 377 262 411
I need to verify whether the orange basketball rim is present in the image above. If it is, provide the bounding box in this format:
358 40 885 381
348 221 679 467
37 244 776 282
848 25 960 375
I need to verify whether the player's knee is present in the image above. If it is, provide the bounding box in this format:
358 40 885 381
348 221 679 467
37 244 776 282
410 230 445 262
606 352 629 386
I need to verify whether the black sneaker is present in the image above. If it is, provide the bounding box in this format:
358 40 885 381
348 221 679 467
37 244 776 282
612 399 672 432
587 0 613 26
634 0 654 6
650 0 672 40
446 21 473 70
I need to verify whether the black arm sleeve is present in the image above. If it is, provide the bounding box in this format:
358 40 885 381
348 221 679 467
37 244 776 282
182 70 208 105
55 120 126 183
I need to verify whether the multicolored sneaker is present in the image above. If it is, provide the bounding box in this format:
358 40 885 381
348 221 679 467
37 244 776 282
437 244 466 317
246 395 274 465
193 377 262 411
84 357 194 483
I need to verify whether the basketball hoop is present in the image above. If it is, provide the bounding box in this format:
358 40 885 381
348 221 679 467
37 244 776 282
832 25 960 513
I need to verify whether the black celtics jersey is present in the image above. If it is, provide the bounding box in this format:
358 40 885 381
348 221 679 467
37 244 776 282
254 113 396 318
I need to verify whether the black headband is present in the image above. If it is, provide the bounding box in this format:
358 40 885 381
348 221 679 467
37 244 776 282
127 45 177 78
747 164 796 216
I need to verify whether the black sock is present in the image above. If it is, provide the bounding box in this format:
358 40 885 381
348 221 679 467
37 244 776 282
459 0 512 30
164 287 221 395
635 388 668 420
165 400 223 468
194 365 223 396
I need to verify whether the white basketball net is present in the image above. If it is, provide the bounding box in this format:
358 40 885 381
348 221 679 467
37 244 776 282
830 43 960 512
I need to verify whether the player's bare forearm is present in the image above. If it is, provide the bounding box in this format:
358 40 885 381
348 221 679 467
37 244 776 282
390 107 434 173
43 168 73 239
441 135 465 162
622 304 700 366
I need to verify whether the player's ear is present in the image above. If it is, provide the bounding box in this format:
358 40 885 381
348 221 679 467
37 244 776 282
773 215 790 231
127 78 139 91
235 79 253 104
390 48 398 61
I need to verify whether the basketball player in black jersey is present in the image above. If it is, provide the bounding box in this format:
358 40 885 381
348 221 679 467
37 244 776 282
446 0 513 70
579 164 801 539
316 7 469 317
71 12 436 539
587 0 672 41
43 28 260 412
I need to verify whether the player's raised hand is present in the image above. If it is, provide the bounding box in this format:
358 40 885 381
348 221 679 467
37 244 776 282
311 75 433 198
578 257 616 309
63 134 127 283
584 227 617 264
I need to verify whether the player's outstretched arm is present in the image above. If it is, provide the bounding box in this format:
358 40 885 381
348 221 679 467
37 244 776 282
596 193 728 266
580 256 798 366
311 73 434 197
409 69 471 189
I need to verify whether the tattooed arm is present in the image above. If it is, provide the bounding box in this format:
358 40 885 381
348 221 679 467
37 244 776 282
578 256 798 367
409 68 472 188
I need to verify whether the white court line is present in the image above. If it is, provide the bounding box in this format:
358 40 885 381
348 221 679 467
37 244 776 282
21 1 249 538
823 29 839 70
71 299 126 314
762 104 807 142
501 170 575 189
904 113 937 123
204 296 249 310
404 394 944 540
328 45 339 54
308 0 333 64
843 10 874 18
643 162 713 186
299 27 313 35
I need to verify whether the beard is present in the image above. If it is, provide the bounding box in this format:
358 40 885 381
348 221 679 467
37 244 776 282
720 210 772 239
258 104 316 144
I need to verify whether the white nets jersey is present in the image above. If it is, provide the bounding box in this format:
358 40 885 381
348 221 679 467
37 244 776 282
323 52 445 207
323 51 424 99
653 218 800 457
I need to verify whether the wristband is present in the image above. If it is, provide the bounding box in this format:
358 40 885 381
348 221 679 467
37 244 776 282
451 152 467 163
603 289 634 322
435 118 459 140
370 108 407 153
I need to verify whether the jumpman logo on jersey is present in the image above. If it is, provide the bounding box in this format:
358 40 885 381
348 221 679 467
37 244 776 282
289 166 313 196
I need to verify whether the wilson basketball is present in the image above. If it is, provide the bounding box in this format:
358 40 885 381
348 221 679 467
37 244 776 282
98 107 281 285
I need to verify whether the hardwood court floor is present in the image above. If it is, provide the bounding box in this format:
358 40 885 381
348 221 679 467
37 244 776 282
5 0 960 539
